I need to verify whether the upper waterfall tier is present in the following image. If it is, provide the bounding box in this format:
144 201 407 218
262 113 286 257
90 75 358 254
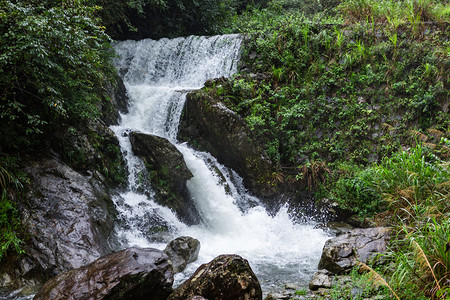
114 34 242 88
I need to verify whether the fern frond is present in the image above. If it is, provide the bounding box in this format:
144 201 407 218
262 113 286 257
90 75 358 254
409 130 428 142
424 142 437 150
358 262 400 300
382 123 395 132
427 128 444 139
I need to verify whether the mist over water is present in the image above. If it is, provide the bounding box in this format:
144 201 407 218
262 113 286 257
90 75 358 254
112 34 330 291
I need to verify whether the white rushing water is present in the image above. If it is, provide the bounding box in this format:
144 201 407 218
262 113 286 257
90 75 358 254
111 34 330 292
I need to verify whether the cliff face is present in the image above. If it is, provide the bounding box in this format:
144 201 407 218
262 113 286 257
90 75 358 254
0 78 129 292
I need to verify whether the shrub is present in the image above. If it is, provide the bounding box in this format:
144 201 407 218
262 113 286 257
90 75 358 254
0 155 26 260
0 0 115 151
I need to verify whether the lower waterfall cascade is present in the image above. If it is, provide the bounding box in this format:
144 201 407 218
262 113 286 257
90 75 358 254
111 34 331 292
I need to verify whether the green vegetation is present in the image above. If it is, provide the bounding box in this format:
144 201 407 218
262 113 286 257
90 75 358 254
0 155 27 260
0 0 122 261
98 0 269 39
218 1 448 170
0 0 115 151
214 0 449 298
0 0 448 296
326 144 449 298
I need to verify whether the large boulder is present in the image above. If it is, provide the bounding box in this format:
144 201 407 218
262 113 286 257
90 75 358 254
178 83 277 199
168 254 262 300
129 131 199 224
318 227 391 274
164 236 200 273
34 247 173 300
0 157 117 290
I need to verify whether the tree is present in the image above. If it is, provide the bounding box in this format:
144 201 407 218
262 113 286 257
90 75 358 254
0 0 115 151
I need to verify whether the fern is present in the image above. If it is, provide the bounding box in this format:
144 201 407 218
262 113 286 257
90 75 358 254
409 130 428 142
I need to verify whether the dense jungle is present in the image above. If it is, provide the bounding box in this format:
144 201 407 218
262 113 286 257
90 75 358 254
0 0 449 299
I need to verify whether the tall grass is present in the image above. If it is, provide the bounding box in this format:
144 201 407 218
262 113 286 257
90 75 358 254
338 0 450 25
330 143 449 298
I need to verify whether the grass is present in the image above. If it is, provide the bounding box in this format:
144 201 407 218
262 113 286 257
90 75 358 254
219 1 449 298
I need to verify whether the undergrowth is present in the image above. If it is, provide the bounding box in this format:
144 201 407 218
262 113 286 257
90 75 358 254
0 155 27 261
217 0 449 174
218 0 450 298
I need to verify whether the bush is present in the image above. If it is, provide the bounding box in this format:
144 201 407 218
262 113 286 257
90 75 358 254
0 0 115 151
0 155 26 260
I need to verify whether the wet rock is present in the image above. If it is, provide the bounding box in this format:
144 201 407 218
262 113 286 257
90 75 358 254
50 120 127 187
129 131 199 224
318 227 391 274
314 222 354 236
284 283 299 290
101 76 129 126
186 296 208 300
178 87 277 199
0 157 116 289
34 247 173 300
168 254 262 300
265 293 291 299
314 198 354 222
164 236 201 273
309 270 332 290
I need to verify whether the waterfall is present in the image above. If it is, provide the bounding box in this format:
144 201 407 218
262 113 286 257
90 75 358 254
111 34 330 292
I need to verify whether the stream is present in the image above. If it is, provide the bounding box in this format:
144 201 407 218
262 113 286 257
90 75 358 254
110 34 330 293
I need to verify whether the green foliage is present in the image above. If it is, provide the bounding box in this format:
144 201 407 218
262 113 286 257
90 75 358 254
330 168 383 216
0 155 26 261
0 0 115 150
338 0 450 24
327 144 449 217
218 1 449 172
329 267 395 299
0 191 24 260
386 218 450 299
99 0 266 39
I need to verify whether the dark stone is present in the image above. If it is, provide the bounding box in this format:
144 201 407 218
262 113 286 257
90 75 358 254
164 236 201 273
0 157 117 290
49 120 127 188
178 87 277 199
33 247 173 300
129 131 199 224
101 76 129 126
168 254 262 300
318 227 391 274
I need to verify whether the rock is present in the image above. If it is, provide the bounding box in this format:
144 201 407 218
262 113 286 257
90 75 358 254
50 120 127 187
318 227 391 274
178 87 277 199
168 254 262 300
164 236 201 273
129 131 199 224
34 247 173 300
0 157 116 289
309 270 332 290
265 293 291 300
314 222 354 236
284 283 299 290
186 296 208 300
101 76 129 126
